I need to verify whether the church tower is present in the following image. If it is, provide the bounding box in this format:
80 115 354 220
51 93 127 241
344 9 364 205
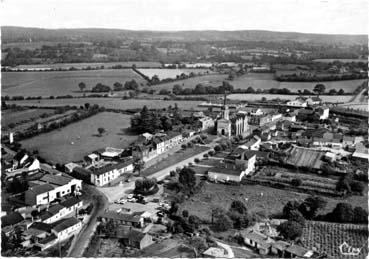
221 91 229 120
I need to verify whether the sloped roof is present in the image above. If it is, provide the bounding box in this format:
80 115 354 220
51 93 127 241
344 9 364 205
1 212 24 227
99 211 142 223
40 174 73 186
29 184 55 195
29 222 52 232
52 217 80 233
61 196 83 208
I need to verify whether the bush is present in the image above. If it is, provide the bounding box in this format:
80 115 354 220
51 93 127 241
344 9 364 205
329 203 354 223
291 178 302 187
214 214 233 232
287 210 306 226
277 220 303 240
170 170 176 177
194 158 200 163
353 207 368 223
350 181 365 195
208 150 215 156
203 154 209 158
214 145 221 152
181 144 187 149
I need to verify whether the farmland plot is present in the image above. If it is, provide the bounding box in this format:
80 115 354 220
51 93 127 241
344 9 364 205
302 221 368 259
2 69 145 97
285 146 325 169
1 108 55 128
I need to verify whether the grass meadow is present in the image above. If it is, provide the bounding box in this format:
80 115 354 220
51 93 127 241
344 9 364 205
20 112 138 164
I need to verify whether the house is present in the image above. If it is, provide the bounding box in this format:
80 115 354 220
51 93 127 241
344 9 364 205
241 230 274 255
342 136 355 148
249 114 272 126
208 151 256 182
241 136 261 150
39 204 68 224
1 212 24 228
72 166 92 183
315 106 329 120
51 217 82 242
306 96 322 106
352 143 369 161
25 174 82 206
60 196 83 214
85 153 100 165
198 116 215 131
287 98 307 107
99 147 124 159
89 159 133 186
202 247 227 258
284 244 314 258
115 226 153 249
36 234 58 251
64 162 80 174
270 241 290 257
98 210 145 228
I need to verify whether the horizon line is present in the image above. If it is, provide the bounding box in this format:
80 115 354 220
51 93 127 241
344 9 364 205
2 25 367 37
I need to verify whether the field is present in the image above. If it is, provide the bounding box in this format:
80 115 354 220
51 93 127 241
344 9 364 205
13 61 162 70
302 221 368 258
20 112 138 164
313 59 368 63
285 146 325 170
2 110 76 135
151 72 365 93
1 108 55 128
228 93 353 103
179 182 368 221
6 98 205 111
2 69 145 97
151 74 228 90
136 68 210 80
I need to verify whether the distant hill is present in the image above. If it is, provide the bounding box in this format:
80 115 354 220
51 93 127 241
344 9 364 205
2 26 367 45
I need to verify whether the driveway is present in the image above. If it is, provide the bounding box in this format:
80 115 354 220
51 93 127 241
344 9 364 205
216 240 235 258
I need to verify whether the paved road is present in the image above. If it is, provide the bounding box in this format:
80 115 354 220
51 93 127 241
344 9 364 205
68 185 108 257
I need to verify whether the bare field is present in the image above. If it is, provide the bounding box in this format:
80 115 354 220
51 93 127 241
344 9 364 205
20 112 138 164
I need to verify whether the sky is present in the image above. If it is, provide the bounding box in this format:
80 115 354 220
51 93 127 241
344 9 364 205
1 0 368 34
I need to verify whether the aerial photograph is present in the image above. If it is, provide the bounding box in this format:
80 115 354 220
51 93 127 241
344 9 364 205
1 0 368 258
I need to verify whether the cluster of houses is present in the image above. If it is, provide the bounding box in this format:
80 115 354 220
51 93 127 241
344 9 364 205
1 151 85 252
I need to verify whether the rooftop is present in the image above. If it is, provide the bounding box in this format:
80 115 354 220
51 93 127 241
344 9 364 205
28 184 55 195
52 217 80 233
99 210 143 223
40 174 74 186
60 196 83 208
1 212 24 227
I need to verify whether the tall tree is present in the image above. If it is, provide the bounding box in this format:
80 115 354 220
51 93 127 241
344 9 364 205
178 167 196 193
78 82 86 92
133 158 145 176
313 84 326 97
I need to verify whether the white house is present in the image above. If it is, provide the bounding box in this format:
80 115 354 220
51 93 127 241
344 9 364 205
286 98 307 107
90 160 133 186
40 204 68 224
25 174 82 206
208 153 256 182
198 116 215 131
316 107 329 120
51 217 82 242
241 136 261 151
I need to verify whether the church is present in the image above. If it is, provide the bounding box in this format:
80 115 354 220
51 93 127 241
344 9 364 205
216 94 249 138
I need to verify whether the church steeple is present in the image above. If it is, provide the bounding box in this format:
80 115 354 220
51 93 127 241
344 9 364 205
222 90 229 120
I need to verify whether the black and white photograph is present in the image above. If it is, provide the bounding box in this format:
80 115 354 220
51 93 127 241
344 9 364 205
1 0 368 258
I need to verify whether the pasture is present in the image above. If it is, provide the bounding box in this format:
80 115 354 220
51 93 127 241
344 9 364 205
20 112 138 164
302 221 368 258
152 73 228 90
178 182 368 221
1 108 55 128
13 61 162 70
313 58 368 63
2 69 145 97
136 68 211 80
6 98 205 111
151 71 365 93
228 93 353 103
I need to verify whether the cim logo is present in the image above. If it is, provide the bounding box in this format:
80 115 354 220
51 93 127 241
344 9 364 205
339 242 362 256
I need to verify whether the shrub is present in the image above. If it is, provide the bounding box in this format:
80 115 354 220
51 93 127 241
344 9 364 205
214 214 233 232
330 203 354 223
353 206 368 223
214 145 221 152
203 154 209 158
277 220 303 240
287 210 306 226
194 158 200 163
208 150 215 156
350 181 365 195
291 178 302 187
181 144 187 149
